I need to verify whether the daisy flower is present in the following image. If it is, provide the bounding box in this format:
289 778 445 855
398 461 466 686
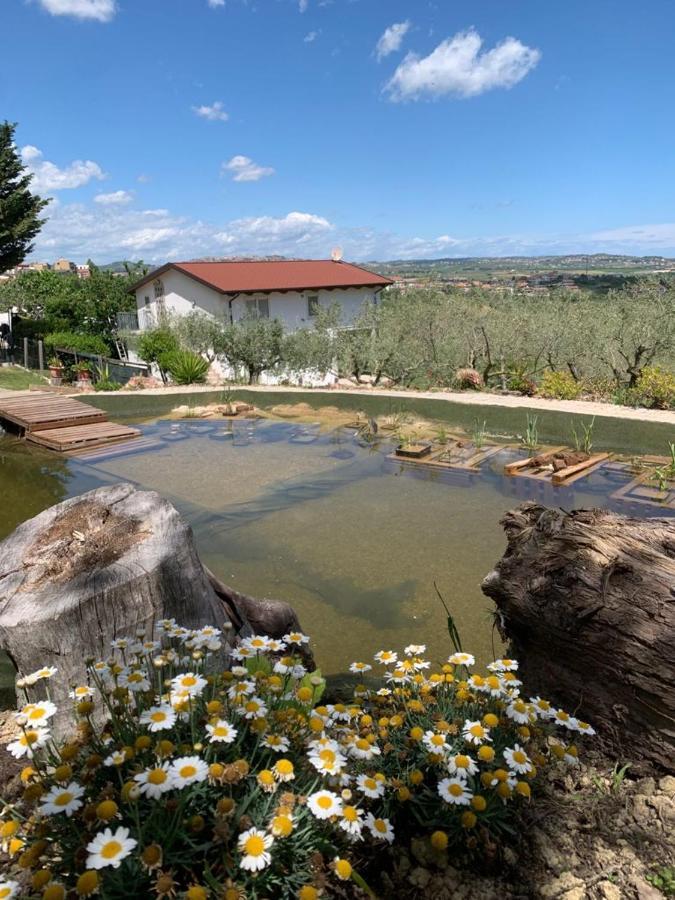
575 720 596 736
365 813 394 843
503 744 533 775
487 658 519 672
230 645 255 661
262 734 290 752
339 805 364 838
551 709 578 730
355 774 385 799
270 813 294 838
134 763 175 799
103 751 126 767
349 662 372 674
69 686 93 701
0 882 19 900
16 701 57 726
307 790 343 820
227 680 255 701
447 652 475 667
139 705 176 732
308 746 347 776
241 696 268 720
506 699 532 725
170 673 207 697
438 777 473 806
86 826 137 870
404 643 426 656
7 727 50 759
564 745 580 765
111 638 129 650
39 782 85 817
118 670 151 693
170 756 209 788
462 720 492 746
447 754 478 778
349 738 381 760
242 635 270 653
529 696 552 717
374 650 397 666
283 631 309 645
33 666 58 680
238 827 273 872
265 638 286 653
206 720 238 744
423 730 449 754
272 759 295 782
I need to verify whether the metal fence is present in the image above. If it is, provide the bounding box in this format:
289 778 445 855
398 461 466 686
8 338 150 386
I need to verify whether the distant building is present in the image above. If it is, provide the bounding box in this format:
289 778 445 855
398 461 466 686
53 258 76 273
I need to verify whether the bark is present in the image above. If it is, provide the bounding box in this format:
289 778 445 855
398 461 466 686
482 502 675 773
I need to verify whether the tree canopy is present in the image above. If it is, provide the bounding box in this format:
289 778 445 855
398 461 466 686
0 121 48 272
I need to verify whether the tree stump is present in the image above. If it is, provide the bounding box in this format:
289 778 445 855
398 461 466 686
482 502 675 773
0 483 234 737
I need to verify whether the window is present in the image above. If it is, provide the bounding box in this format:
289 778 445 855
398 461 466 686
144 295 151 306
153 279 164 299
245 297 270 319
307 294 320 317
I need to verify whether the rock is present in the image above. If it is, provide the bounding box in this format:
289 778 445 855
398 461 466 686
357 374 375 384
659 775 675 796
628 875 663 900
336 378 355 388
597 883 622 900
637 777 657 797
408 868 431 890
539 873 586 898
650 794 675 826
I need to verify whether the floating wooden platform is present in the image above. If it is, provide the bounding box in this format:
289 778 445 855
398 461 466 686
0 394 139 453
387 443 503 472
504 447 610 485
26 421 141 452
611 472 675 510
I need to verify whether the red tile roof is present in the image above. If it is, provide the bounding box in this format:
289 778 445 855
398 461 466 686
131 260 393 295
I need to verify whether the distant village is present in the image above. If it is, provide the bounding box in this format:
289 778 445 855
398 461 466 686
0 258 91 282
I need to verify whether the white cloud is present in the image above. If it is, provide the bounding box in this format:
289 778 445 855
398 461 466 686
207 0 225 6
94 190 133 205
192 101 229 122
299 0 308 11
385 29 541 101
216 211 331 247
21 145 106 193
222 155 275 182
34 0 116 22
375 21 410 61
304 30 319 43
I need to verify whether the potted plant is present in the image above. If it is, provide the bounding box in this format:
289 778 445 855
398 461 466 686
74 360 92 382
48 356 64 379
395 431 432 459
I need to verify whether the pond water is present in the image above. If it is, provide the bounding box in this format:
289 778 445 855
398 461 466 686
1 406 673 707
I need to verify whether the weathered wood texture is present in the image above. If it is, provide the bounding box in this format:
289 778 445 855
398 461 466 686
482 502 675 772
0 483 232 736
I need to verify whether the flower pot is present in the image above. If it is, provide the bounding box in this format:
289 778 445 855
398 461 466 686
49 366 64 378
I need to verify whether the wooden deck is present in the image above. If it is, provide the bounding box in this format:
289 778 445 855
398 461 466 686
0 393 139 453
0 394 107 432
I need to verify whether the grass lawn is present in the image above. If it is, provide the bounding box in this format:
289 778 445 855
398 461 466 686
0 366 48 390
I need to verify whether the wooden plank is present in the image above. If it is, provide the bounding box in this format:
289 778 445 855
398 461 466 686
0 395 107 432
551 453 610 485
26 423 140 452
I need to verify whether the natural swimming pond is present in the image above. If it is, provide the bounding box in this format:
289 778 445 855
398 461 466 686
1 396 673 708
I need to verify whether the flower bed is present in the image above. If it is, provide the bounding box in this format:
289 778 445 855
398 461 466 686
0 625 592 899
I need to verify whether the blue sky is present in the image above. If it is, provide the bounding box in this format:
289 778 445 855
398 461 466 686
4 0 675 263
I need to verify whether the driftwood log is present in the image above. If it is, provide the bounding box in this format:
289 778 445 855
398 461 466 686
0 483 309 737
482 502 675 773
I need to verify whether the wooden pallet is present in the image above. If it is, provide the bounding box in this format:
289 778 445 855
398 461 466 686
68 436 162 461
26 422 141 452
505 447 610 485
387 443 503 472
0 394 106 432
611 472 675 510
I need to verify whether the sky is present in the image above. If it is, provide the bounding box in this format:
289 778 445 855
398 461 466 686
4 0 675 264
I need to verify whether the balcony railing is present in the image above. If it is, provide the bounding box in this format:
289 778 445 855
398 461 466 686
116 308 158 332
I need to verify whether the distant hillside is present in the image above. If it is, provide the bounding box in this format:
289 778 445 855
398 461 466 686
370 253 675 278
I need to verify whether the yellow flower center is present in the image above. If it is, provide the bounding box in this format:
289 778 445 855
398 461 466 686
469 725 484 738
456 755 470 768
431 735 444 746
22 731 40 746
179 765 197 779
374 819 387 833
449 784 464 797
317 795 333 809
513 751 527 765
182 676 197 687
258 770 274 784
272 815 293 836
148 769 168 785
275 760 293 775
364 779 377 790
101 840 122 860
343 806 358 822
55 791 74 806
27 708 46 720
151 712 167 722
356 739 370 751
244 835 265 857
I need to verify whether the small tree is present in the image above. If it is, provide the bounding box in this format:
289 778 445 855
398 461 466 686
0 121 48 272
172 311 224 362
218 318 284 384
137 327 179 383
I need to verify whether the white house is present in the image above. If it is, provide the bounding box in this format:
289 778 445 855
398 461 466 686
127 259 393 384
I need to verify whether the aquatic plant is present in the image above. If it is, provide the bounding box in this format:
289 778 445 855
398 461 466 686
470 418 488 449
518 414 539 452
570 416 595 455
0 622 593 898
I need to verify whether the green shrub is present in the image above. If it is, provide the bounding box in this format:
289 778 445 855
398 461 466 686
160 348 210 384
454 368 483 390
507 371 537 396
136 327 179 365
94 379 121 392
625 366 675 410
44 331 109 356
539 370 583 400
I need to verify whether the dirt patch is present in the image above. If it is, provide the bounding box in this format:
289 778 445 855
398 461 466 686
21 500 147 590
380 752 675 899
